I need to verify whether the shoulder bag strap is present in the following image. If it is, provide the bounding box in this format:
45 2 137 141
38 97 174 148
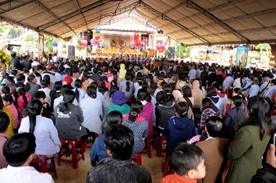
259 81 270 95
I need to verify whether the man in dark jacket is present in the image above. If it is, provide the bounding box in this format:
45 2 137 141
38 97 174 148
86 125 151 183
11 52 22 70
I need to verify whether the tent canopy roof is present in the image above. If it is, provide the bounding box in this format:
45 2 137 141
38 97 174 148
0 0 275 45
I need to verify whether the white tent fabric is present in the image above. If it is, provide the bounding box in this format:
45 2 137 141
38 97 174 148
0 0 275 45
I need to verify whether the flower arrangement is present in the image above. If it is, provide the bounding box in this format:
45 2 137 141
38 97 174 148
0 49 12 69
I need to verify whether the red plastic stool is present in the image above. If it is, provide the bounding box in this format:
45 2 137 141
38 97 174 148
163 156 175 177
31 155 57 179
58 138 85 169
156 134 165 157
133 153 142 165
83 132 99 150
144 136 152 158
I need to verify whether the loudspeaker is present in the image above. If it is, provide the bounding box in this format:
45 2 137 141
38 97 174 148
158 30 163 34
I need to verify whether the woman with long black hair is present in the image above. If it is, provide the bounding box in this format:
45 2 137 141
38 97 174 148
17 87 31 114
74 79 85 104
225 96 273 183
18 99 60 155
120 72 134 100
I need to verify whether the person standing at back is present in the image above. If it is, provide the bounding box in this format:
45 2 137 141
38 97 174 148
196 117 230 183
225 96 273 183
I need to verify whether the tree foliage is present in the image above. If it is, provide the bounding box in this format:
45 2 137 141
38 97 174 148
44 35 54 52
0 26 4 33
25 34 35 41
8 28 22 39
175 43 191 57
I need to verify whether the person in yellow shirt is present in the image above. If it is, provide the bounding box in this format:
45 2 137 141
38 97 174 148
0 95 14 137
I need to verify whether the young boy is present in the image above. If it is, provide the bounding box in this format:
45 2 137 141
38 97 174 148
0 133 54 183
161 143 206 183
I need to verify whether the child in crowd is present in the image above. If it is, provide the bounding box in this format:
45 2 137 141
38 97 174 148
161 143 206 183
0 133 54 183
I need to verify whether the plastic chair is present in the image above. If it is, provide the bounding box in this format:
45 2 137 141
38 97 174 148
58 138 85 169
144 136 152 158
156 134 165 157
83 132 99 150
31 155 57 179
163 156 175 177
133 153 142 165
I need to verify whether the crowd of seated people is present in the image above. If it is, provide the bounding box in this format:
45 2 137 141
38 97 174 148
0 54 276 183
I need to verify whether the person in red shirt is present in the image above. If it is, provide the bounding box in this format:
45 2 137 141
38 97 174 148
161 143 206 183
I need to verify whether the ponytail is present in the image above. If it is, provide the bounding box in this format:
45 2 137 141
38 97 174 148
125 73 131 92
28 99 43 134
126 81 130 92
128 100 143 122
74 79 82 102
87 85 97 99
75 88 80 103
23 95 28 107
59 90 75 113
129 111 138 122
18 87 28 107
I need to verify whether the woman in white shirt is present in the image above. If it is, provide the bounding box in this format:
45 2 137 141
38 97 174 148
80 85 103 134
74 79 86 104
119 72 134 100
19 99 60 156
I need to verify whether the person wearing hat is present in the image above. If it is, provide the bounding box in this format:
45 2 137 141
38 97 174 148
62 75 73 89
107 90 130 115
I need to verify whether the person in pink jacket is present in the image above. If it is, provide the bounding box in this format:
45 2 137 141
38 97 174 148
16 87 31 114
2 94 20 130
137 89 153 136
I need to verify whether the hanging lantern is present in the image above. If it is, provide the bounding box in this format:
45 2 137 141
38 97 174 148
135 41 141 47
90 39 98 45
156 42 165 52
80 40 88 47
52 42 58 47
